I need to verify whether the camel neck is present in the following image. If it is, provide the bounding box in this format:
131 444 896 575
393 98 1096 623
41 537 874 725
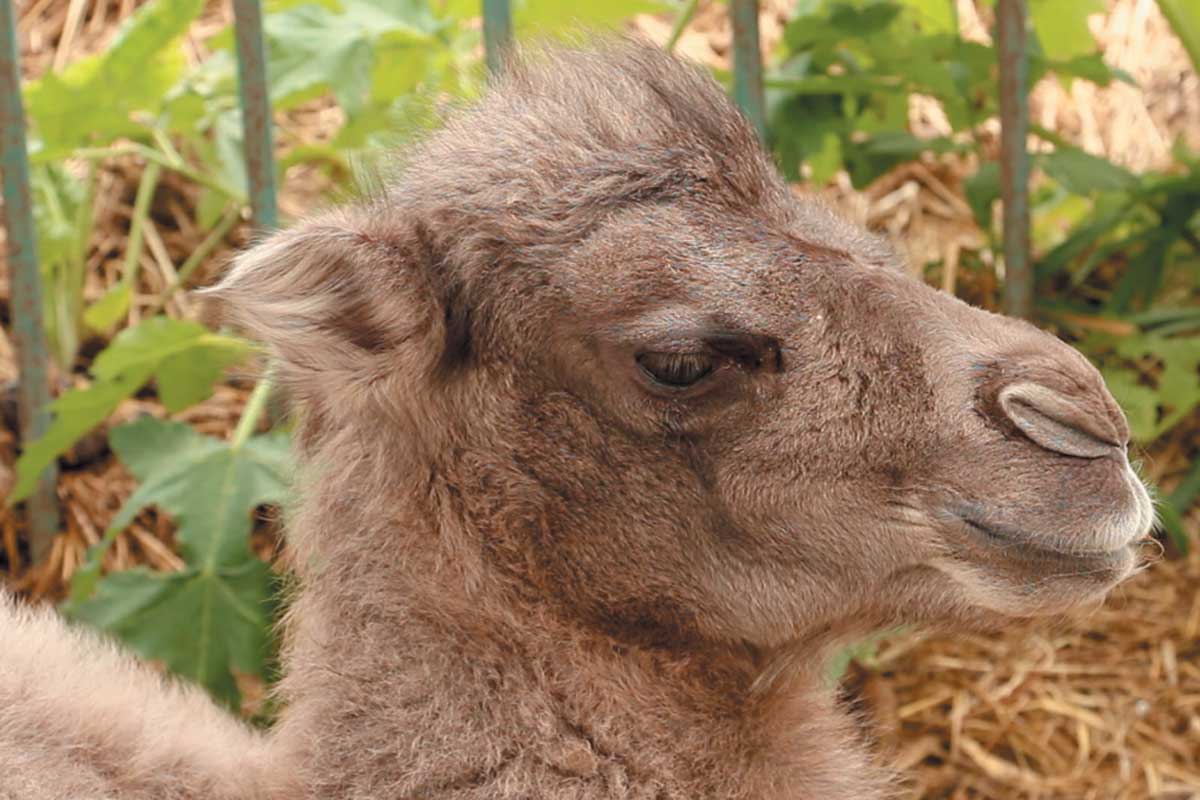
263 443 887 799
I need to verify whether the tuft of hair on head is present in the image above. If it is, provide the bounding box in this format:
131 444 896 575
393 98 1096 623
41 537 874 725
202 37 779 444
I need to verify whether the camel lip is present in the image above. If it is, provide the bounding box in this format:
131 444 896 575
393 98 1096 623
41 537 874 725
949 512 1135 567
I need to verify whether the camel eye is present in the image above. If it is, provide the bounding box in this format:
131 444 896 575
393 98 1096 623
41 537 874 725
637 352 715 388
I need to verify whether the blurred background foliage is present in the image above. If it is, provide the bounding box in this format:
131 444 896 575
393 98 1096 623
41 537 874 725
0 0 1197 735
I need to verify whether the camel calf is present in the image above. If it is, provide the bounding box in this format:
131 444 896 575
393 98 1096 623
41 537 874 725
1 42 1153 799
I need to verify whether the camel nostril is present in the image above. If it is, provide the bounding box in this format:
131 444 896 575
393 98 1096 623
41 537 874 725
997 382 1124 459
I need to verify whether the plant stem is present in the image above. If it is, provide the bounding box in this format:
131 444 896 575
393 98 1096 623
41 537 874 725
74 143 242 201
231 366 275 450
148 204 241 315
665 0 700 53
121 160 163 293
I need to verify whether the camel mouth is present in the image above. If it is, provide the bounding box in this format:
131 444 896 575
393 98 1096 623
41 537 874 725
956 516 1137 564
941 511 1143 593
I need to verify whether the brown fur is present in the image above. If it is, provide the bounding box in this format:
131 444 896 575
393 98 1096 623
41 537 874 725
1 42 1153 799
0 594 281 799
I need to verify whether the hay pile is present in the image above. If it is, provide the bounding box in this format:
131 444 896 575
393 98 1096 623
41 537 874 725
854 551 1200 798
1 1 1197 798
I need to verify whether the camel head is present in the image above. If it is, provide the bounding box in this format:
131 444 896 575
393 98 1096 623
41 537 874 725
212 42 1154 654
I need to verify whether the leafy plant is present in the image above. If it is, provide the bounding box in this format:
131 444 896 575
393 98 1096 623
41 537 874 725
31 163 95 370
64 414 291 707
10 0 668 706
24 0 205 163
766 0 1126 189
9 318 252 503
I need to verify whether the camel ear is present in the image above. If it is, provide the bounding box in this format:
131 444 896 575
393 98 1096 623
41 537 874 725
204 208 467 420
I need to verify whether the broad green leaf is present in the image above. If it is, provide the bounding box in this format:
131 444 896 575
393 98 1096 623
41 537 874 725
827 2 903 37
9 372 146 504
9 319 252 504
66 561 274 707
1041 147 1137 195
25 0 204 159
93 418 292 570
1102 367 1161 443
897 0 957 35
65 417 292 705
83 284 132 332
267 5 375 113
264 0 439 115
89 318 254 412
1105 334 1200 442
768 95 846 183
1029 0 1103 61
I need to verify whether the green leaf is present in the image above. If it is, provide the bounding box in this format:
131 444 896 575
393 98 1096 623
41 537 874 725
768 95 846 183
965 161 1001 234
897 0 956 34
1035 194 1133 279
1029 0 1103 61
96 418 292 569
1105 334 1200 442
25 0 204 159
82 284 132 332
1102 367 1161 443
64 417 292 705
1041 147 1137 195
263 0 439 115
1039 53 1126 86
32 164 94 369
66 561 274 707
32 164 92 276
807 131 844 185
9 319 251 504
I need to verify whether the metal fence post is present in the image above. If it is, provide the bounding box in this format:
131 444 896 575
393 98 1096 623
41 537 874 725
483 0 513 77
1 0 59 562
997 0 1031 319
232 0 278 231
730 0 766 142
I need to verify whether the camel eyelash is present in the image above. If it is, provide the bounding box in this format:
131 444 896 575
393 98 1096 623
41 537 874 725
703 332 782 371
634 332 783 392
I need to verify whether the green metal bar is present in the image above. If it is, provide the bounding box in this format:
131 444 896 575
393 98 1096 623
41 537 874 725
997 0 1031 319
0 0 59 561
483 0 513 77
730 0 766 141
232 0 278 230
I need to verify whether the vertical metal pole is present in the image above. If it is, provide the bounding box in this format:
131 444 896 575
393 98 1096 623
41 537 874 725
0 0 58 561
997 0 1031 319
730 0 766 142
232 0 278 231
483 0 513 77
